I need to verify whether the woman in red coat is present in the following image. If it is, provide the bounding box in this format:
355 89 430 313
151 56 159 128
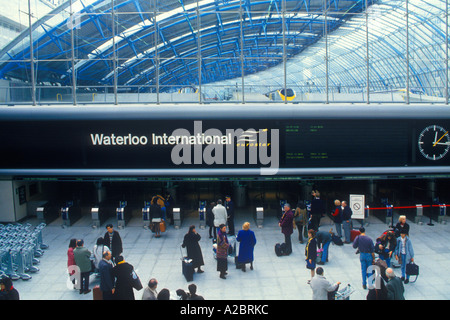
216 224 229 279
67 238 77 288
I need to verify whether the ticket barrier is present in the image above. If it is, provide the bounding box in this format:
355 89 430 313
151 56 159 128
91 205 112 228
256 207 264 228
117 201 131 229
0 223 48 281
142 201 151 229
61 201 82 227
438 204 447 224
173 208 181 229
199 201 206 229
36 202 59 224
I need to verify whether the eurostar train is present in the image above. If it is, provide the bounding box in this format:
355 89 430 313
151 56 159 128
265 88 296 101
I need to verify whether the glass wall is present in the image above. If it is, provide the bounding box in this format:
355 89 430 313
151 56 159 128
0 0 448 105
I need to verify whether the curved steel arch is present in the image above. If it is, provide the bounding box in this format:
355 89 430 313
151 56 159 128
0 0 373 91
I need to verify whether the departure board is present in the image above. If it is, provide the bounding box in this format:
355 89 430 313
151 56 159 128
0 105 450 178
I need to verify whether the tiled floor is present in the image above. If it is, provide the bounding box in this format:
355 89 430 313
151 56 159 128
7 210 450 300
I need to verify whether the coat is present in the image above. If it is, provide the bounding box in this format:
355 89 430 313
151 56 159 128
310 274 339 300
294 207 307 225
394 236 414 263
332 206 343 223
212 204 228 227
236 229 256 264
104 230 123 259
279 210 294 235
111 261 135 300
67 247 76 275
98 259 114 294
386 277 405 300
73 246 92 273
182 232 205 268
216 230 229 260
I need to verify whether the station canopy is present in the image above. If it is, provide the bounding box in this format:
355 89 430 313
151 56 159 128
0 0 447 97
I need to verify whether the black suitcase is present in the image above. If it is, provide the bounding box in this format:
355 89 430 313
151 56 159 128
180 245 194 282
182 258 194 282
275 243 285 256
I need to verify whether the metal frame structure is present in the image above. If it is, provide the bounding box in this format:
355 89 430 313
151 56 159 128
0 0 447 105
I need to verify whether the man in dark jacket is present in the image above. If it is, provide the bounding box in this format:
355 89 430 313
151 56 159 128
279 203 294 255
98 250 115 300
73 239 92 294
104 224 123 262
342 201 353 244
310 190 324 231
385 268 405 300
0 277 19 300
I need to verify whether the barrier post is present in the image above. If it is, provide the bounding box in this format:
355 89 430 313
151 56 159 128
438 204 447 224
256 207 264 228
386 204 393 227
91 207 100 228
199 201 206 229
415 204 423 224
173 208 181 229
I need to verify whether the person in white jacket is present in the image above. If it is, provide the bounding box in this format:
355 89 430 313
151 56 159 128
309 267 341 300
212 200 228 235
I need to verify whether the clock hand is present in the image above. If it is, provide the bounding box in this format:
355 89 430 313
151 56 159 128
433 131 449 147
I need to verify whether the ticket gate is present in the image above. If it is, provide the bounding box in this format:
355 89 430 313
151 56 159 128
117 201 131 229
35 202 60 224
198 201 206 229
142 201 151 228
61 201 81 227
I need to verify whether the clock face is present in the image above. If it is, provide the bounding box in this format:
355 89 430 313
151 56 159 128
418 125 450 161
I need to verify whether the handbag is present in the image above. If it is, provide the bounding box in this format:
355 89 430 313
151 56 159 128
130 269 143 290
406 261 419 282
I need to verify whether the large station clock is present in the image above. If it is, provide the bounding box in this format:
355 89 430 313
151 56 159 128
418 125 450 160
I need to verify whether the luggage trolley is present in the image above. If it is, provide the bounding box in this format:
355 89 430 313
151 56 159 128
334 284 355 300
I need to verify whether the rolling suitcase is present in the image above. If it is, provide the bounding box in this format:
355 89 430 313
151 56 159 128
350 229 361 242
93 285 103 300
275 243 286 256
180 245 194 282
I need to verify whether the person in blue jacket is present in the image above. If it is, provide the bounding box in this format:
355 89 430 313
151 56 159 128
394 231 414 284
236 222 257 272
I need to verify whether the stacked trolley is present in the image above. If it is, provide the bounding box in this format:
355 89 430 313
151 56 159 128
0 223 48 281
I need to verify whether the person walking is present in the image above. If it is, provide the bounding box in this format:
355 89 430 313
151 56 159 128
279 203 294 255
385 268 405 300
394 215 410 238
104 224 123 263
394 231 414 284
182 225 205 273
309 267 340 300
67 238 77 288
332 200 343 238
206 201 216 239
98 250 115 300
73 239 92 295
310 190 325 231
294 200 308 243
352 227 375 289
216 224 229 279
150 199 163 238
236 222 257 272
305 229 317 283
111 256 136 300
341 201 353 244
142 278 158 300
225 195 235 236
213 200 228 236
